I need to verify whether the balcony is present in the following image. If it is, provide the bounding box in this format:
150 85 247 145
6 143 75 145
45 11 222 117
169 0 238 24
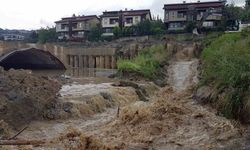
102 22 119 28
56 27 69 32
166 16 187 22
197 14 222 21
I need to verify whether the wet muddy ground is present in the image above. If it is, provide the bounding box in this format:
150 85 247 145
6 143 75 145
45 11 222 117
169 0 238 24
1 56 249 149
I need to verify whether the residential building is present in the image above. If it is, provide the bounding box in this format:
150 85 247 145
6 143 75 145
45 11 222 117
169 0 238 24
163 1 226 31
3 34 25 41
55 15 100 40
246 0 250 9
100 9 152 36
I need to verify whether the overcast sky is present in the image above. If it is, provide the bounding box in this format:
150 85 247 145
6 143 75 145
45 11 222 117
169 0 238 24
0 0 245 30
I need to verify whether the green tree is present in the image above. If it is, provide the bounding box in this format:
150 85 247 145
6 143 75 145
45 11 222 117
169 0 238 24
135 20 152 36
88 24 102 41
185 21 196 33
224 4 244 21
113 26 122 38
151 20 166 35
241 9 250 21
38 27 57 44
26 31 38 43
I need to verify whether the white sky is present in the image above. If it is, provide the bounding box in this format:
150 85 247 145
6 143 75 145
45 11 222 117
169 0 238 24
0 0 245 30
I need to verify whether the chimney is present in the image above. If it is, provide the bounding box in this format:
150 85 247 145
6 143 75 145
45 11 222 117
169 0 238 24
183 1 186 3
125 8 128 11
197 0 200 2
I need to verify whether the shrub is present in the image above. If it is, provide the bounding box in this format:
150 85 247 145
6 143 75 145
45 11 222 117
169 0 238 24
201 31 250 120
117 45 168 79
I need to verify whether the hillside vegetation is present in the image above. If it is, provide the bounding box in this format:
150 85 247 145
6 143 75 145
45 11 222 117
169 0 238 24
117 45 168 79
200 28 250 122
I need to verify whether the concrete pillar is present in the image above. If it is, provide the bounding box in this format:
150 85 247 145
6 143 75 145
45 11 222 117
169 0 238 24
89 56 95 68
96 56 100 68
83 56 88 68
111 56 116 69
74 55 79 68
70 55 74 68
100 56 105 68
79 55 83 68
67 55 70 66
105 56 111 69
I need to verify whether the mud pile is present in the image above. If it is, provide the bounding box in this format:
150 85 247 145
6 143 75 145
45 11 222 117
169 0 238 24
0 68 61 129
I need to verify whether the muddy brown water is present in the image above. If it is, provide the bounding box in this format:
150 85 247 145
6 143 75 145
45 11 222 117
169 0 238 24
2 60 247 149
33 68 117 78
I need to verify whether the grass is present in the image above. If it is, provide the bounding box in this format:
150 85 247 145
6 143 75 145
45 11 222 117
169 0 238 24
201 28 250 121
117 45 168 79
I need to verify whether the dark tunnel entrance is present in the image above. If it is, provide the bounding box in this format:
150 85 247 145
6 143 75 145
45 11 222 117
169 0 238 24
0 48 66 70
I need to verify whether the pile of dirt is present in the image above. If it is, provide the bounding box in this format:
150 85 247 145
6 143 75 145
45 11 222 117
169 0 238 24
0 67 61 129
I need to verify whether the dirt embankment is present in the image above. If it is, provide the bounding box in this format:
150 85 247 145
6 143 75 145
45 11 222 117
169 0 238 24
0 67 61 136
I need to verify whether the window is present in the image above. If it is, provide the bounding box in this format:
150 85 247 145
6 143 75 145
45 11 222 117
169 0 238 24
177 11 186 18
169 22 182 28
78 32 84 35
166 12 169 20
134 16 139 24
61 24 68 29
110 18 118 24
103 18 108 25
103 28 113 33
72 23 77 29
203 21 214 27
126 17 133 24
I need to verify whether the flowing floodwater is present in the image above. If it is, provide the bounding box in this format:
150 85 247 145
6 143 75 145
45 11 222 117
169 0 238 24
59 83 113 97
33 68 117 78
168 59 199 91
16 68 140 147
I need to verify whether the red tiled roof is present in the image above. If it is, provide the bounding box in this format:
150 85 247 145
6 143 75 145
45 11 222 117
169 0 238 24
164 1 226 10
55 15 99 23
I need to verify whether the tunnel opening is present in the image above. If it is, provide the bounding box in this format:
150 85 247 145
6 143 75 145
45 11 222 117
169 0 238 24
0 48 66 70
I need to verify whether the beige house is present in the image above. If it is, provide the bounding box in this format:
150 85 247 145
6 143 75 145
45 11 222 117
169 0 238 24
100 9 152 36
163 1 226 31
55 15 100 40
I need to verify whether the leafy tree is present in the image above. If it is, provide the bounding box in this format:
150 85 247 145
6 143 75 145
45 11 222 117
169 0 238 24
135 20 152 36
113 26 122 38
122 27 134 37
88 24 102 41
241 9 250 21
26 31 38 43
222 4 250 30
224 4 244 21
185 21 196 33
38 27 57 44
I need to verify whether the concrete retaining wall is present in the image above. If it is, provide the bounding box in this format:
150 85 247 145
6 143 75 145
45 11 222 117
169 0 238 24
0 42 117 69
